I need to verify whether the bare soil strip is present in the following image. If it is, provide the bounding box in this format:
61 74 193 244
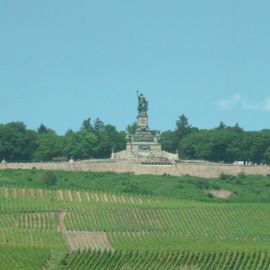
208 189 233 199
13 188 17 199
76 192 82 202
54 211 113 251
39 189 44 199
94 193 99 201
103 194 109 202
64 232 113 251
67 191 73 201
57 190 64 201
4 188 8 198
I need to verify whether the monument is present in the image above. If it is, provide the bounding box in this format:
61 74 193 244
113 92 178 163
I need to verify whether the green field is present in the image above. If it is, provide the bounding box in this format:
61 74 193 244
0 169 270 269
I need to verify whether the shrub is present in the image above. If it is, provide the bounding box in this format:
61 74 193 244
60 257 68 266
252 188 261 194
211 183 221 190
122 183 139 193
219 173 227 180
194 180 210 190
237 172 246 179
219 173 236 183
235 179 242 185
41 171 57 186
177 184 184 189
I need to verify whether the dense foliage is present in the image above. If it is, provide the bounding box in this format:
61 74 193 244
0 118 126 162
161 114 270 164
1 114 270 163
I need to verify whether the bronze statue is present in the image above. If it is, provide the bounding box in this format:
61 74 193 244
137 91 148 114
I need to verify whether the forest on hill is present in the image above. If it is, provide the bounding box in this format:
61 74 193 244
1 115 270 164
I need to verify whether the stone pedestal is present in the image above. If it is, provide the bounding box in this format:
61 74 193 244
113 92 178 162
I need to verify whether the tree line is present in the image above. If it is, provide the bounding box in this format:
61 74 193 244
0 118 126 162
160 114 270 164
1 115 270 164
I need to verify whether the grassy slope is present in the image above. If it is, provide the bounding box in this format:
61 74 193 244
0 169 269 202
1 185 270 253
0 169 270 269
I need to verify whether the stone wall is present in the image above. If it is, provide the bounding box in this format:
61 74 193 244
1 160 270 178
113 149 178 161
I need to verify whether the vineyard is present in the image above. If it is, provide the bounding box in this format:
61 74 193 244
0 176 270 269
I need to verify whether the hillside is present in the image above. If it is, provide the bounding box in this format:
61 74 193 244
0 170 270 269
0 169 270 203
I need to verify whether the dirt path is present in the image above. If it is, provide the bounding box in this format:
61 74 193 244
58 211 66 232
54 211 113 251
64 231 113 251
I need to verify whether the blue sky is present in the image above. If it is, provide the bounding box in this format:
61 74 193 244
1 0 270 134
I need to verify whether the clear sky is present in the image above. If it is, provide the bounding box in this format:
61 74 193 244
1 0 270 134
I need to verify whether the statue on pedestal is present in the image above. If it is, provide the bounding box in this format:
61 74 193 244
137 91 148 114
112 90 178 162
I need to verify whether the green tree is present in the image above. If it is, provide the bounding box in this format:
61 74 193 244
247 131 270 163
93 124 126 158
103 125 126 153
64 130 98 159
33 130 64 161
176 114 192 136
94 118 105 133
263 146 270 164
0 122 38 161
81 118 94 132
37 124 49 134
160 131 177 153
126 122 137 134
216 121 226 129
180 128 244 162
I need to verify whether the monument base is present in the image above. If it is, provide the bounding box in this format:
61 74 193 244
113 92 178 163
112 142 178 163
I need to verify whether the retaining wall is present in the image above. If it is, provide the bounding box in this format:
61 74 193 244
1 160 270 178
